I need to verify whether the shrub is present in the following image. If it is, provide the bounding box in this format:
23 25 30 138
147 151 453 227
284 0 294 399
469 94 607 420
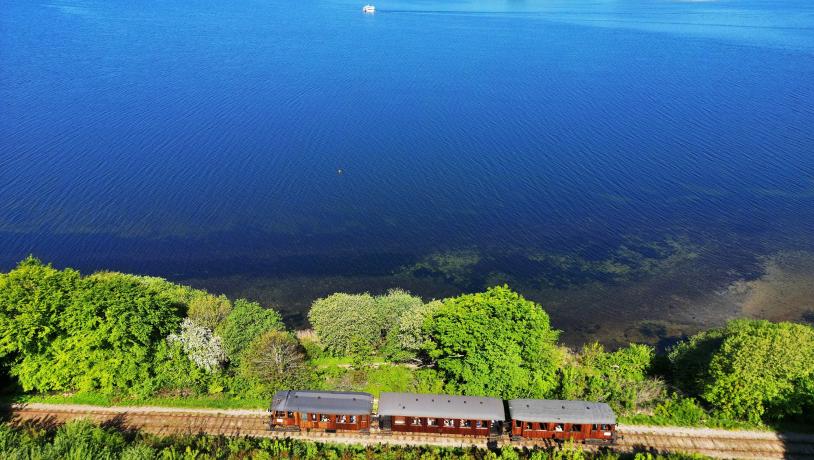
558 342 659 413
652 397 707 426
4 267 184 395
187 294 232 330
0 256 79 359
309 289 426 357
151 339 213 394
669 319 814 423
217 299 283 364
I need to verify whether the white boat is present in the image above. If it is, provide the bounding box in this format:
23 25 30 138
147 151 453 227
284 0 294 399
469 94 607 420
362 4 375 13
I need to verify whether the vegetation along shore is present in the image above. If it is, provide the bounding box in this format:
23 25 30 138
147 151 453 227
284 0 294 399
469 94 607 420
1 257 813 449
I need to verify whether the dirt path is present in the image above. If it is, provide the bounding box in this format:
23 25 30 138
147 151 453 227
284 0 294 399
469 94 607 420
5 403 814 459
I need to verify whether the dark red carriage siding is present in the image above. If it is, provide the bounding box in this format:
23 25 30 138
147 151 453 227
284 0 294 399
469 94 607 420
378 392 504 437
269 390 373 432
508 399 616 443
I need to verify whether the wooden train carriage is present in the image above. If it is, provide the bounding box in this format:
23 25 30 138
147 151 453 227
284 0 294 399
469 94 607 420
508 399 617 443
378 392 504 437
269 390 373 432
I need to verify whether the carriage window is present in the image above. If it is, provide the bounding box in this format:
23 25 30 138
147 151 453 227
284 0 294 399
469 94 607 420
526 422 534 430
601 424 611 430
339 415 347 423
349 415 357 423
571 424 582 432
554 424 563 432
462 420 472 428
411 418 422 425
515 420 522 428
287 411 294 418
320 414 330 422
443 419 454 427
394 417 406 425
477 420 486 428
310 413 317 421
427 418 437 426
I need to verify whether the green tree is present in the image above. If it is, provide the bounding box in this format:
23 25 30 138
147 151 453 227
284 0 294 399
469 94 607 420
558 342 659 412
667 328 726 397
9 271 183 394
0 257 79 358
216 299 283 363
308 290 422 356
424 286 561 398
239 331 311 395
669 319 814 423
187 294 232 330
395 299 442 357
308 293 377 356
151 339 213 395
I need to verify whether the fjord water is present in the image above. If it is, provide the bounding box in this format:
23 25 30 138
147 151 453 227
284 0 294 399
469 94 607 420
2 0 813 345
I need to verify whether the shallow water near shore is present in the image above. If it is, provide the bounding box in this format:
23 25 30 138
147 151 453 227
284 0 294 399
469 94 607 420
2 0 813 346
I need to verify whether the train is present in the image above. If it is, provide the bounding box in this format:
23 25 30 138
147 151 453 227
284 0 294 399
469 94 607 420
269 390 618 444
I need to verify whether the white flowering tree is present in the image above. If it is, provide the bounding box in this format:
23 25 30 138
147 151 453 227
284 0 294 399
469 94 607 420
167 318 227 373
396 299 442 354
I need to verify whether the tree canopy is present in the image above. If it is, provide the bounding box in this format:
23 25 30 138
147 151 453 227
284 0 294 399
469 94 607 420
216 299 283 364
669 319 814 423
0 256 79 359
558 342 657 412
308 289 423 356
0 260 184 395
394 299 442 357
239 330 311 395
424 286 561 399
187 294 232 331
5 257 814 429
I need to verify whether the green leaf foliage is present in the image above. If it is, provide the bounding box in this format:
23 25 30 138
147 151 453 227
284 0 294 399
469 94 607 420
308 293 377 356
669 319 814 423
308 289 423 356
667 328 726 397
0 258 205 395
151 340 215 395
0 256 79 358
239 330 311 396
216 299 283 363
186 294 232 331
13 271 183 395
424 286 561 398
395 299 443 356
558 342 659 413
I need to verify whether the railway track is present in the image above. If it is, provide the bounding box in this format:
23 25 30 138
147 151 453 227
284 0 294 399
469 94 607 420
4 403 814 459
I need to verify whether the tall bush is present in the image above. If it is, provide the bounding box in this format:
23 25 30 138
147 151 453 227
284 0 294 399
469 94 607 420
558 342 659 412
240 330 311 395
424 286 561 398
0 257 79 358
309 289 425 357
167 318 227 373
217 299 283 364
187 294 232 330
3 267 183 395
669 319 814 423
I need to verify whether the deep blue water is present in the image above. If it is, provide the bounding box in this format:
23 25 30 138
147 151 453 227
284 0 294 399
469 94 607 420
2 0 814 343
